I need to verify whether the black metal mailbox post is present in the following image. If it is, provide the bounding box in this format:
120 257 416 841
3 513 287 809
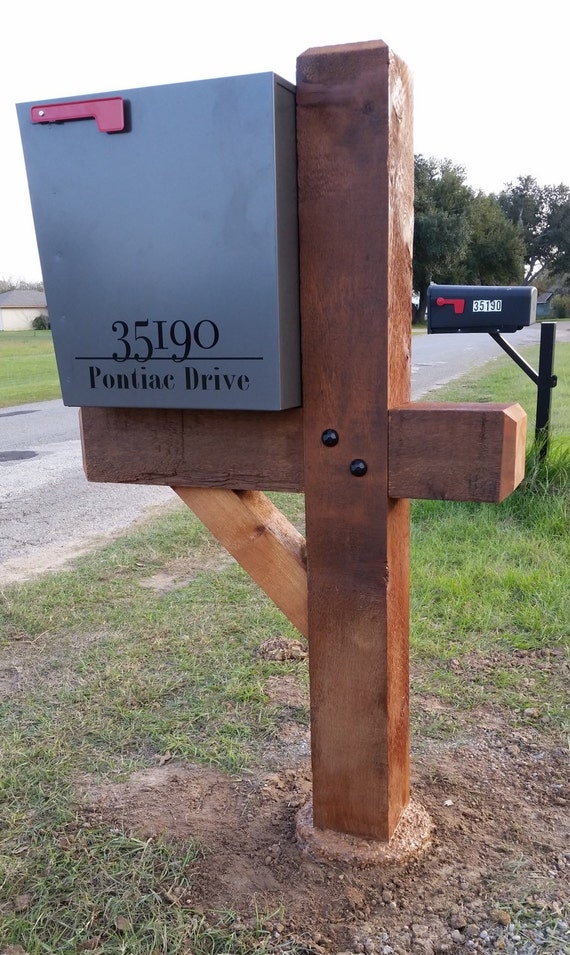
428 283 556 456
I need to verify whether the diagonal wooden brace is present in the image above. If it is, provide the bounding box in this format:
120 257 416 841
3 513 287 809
81 400 526 645
167 400 526 644
173 487 308 637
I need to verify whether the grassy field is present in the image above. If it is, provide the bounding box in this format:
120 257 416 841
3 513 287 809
430 342 569 441
0 346 568 952
410 343 569 730
0 330 60 406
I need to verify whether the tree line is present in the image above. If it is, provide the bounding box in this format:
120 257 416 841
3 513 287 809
0 278 43 293
413 156 570 321
4 160 570 324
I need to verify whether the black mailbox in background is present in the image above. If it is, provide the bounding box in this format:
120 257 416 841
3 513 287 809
428 285 537 334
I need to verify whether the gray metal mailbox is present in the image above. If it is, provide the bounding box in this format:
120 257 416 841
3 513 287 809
428 284 537 334
17 72 300 410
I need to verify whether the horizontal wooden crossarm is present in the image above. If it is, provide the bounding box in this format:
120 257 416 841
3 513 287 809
173 487 308 637
389 402 527 502
80 406 304 492
82 402 526 504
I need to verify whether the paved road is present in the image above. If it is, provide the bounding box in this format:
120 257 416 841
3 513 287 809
410 321 557 395
0 404 173 581
1 323 567 582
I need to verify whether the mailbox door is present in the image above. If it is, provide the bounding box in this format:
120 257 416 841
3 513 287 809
18 73 300 411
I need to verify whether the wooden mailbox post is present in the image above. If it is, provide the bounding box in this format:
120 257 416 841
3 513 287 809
80 41 526 843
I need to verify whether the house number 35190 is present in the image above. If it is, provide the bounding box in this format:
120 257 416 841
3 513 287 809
111 319 220 362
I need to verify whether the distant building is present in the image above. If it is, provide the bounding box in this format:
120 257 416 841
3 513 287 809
536 291 554 319
0 289 48 330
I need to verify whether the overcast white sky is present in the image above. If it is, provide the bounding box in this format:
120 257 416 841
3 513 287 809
2 0 567 281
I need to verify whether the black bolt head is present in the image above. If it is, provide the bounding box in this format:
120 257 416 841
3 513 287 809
321 429 339 447
349 458 368 477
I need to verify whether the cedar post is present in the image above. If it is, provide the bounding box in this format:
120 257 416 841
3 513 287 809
77 40 527 848
296 41 413 840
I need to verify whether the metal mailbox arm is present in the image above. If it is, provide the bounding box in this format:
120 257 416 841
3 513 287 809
490 322 557 457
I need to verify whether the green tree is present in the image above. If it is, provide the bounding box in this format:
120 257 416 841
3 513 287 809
498 176 570 283
547 198 570 281
413 156 474 321
460 193 525 286
413 159 531 321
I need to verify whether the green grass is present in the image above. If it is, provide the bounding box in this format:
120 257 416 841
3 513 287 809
409 342 570 732
0 330 60 406
430 340 570 442
0 347 568 950
0 820 282 952
0 496 308 952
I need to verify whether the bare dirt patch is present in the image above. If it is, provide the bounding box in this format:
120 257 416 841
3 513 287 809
265 673 310 709
0 540 105 586
76 675 570 955
138 552 235 593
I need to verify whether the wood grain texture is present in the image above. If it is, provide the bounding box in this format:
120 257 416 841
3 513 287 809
173 487 308 636
389 403 527 502
80 400 526 506
80 406 304 491
297 40 414 839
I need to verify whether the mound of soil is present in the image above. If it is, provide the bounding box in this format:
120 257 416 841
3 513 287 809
77 675 569 955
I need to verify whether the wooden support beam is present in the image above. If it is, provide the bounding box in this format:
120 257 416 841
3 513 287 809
297 41 413 840
389 402 527 502
80 406 304 492
80 402 527 505
173 487 308 637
